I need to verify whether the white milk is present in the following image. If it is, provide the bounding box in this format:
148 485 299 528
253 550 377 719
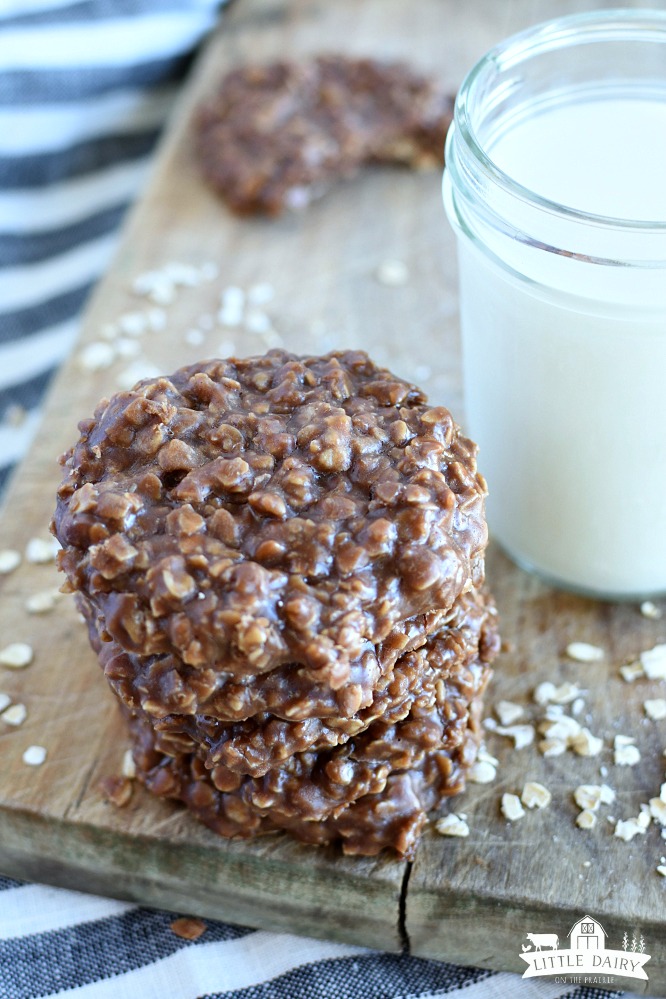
450 95 666 597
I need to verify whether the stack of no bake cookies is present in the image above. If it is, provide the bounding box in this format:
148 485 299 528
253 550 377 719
54 350 499 857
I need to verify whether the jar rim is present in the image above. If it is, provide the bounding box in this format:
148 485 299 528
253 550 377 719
455 8 666 235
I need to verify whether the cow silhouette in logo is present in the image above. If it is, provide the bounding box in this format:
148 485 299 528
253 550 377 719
525 933 559 952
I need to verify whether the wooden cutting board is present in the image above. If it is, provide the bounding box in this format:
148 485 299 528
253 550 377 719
1 0 665 991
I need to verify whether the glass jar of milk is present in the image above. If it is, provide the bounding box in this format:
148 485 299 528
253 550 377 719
443 10 666 600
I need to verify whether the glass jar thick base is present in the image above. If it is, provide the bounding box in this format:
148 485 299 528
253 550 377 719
496 537 666 604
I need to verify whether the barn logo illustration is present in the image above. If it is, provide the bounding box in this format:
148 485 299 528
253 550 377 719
519 915 651 983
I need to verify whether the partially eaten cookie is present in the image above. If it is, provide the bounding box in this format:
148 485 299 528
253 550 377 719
195 57 454 215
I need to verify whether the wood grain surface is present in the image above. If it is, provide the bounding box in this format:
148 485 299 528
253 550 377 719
1 0 665 991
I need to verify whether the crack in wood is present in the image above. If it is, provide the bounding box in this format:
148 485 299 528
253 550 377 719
398 860 413 953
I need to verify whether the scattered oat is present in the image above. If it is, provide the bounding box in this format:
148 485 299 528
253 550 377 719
521 782 551 810
115 337 142 359
26 537 59 563
501 793 525 822
552 682 586 705
641 600 662 619
25 590 59 615
221 285 244 308
0 550 21 575
649 798 666 825
79 341 116 371
245 310 271 335
185 328 205 347
146 307 167 332
539 738 567 757
657 865 666 877
566 642 604 663
0 693 10 712
577 810 597 830
99 775 133 808
539 715 581 742
468 760 497 784
147 283 175 306
620 661 644 683
645 698 666 721
132 269 172 300
477 747 499 767
482 717 498 731
574 784 615 811
0 643 33 669
435 813 470 837
117 361 160 390
535 681 585 706
570 728 603 757
170 917 207 941
121 749 136 779
495 700 524 726
614 736 640 767
574 786 602 812
637 808 651 830
641 644 666 680
599 784 616 804
495 724 535 750
118 311 147 337
164 262 201 288
22 745 46 766
218 305 243 328
376 259 409 286
615 817 647 842
534 682 556 706
572 697 585 716
1 703 27 726
248 282 274 305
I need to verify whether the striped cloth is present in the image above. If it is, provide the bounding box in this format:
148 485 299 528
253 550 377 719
0 0 219 494
0 873 643 999
0 3 645 998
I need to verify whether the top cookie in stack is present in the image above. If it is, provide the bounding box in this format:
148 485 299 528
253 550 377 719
53 350 497 857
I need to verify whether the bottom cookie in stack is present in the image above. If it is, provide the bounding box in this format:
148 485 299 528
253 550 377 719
99 587 498 859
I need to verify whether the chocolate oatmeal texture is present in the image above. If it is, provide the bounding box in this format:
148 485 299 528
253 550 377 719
82 588 496 778
53 349 497 857
125 601 495 858
54 350 487 687
196 57 454 215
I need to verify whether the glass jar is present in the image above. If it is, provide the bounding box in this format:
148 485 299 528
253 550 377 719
443 9 666 600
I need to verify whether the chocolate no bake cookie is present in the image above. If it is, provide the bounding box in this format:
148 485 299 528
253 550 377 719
195 57 454 215
55 351 488 688
53 349 497 858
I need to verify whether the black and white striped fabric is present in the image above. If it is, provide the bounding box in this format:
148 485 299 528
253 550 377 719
0 4 645 998
0 0 220 494
0 873 641 999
